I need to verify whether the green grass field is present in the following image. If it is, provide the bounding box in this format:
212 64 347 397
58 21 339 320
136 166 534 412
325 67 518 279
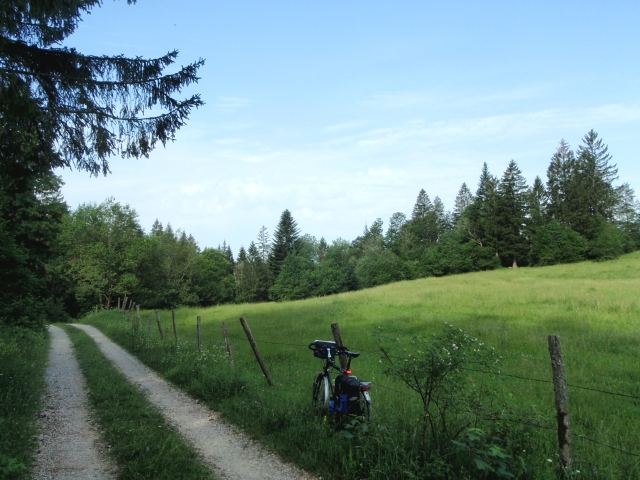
85 251 640 479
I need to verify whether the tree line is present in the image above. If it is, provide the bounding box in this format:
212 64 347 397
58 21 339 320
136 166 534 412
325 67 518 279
12 129 632 321
233 130 640 302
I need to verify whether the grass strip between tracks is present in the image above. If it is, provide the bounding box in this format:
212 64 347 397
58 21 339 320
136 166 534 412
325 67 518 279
62 325 214 480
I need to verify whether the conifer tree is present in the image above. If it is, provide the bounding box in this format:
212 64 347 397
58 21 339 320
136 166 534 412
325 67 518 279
1 0 204 177
409 189 439 247
573 130 619 239
317 237 329 263
268 209 300 278
546 139 577 227
466 163 499 252
453 182 474 224
257 226 271 263
496 160 528 267
527 175 547 235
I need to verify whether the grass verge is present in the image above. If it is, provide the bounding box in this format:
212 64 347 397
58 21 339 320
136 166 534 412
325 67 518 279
62 325 214 480
0 326 48 480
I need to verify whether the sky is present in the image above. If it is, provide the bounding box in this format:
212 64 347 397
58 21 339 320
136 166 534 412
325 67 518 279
57 1 640 253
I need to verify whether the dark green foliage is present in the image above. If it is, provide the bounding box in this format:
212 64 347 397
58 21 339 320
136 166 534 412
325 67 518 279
546 139 578 226
420 230 500 276
589 221 626 261
269 253 317 301
312 239 357 296
496 160 529 267
0 171 68 328
354 249 410 288
268 209 300 279
64 326 213 479
529 220 586 266
1 0 204 176
0 0 203 327
191 248 235 306
0 327 48 479
58 198 145 313
465 163 500 255
613 183 640 250
453 182 474 224
235 241 271 303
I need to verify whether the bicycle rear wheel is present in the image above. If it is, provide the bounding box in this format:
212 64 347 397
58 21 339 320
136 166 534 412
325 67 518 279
360 392 372 421
312 373 330 411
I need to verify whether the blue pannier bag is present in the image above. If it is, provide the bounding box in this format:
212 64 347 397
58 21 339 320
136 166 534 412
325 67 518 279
334 374 361 415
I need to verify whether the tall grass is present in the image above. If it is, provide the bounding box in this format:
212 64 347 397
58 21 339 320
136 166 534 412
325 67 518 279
0 327 48 479
85 252 640 479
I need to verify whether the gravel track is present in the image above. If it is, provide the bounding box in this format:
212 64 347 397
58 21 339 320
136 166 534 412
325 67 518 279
71 324 314 480
34 325 118 480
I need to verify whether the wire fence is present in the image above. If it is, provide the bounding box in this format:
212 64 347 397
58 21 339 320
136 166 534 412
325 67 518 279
117 306 640 459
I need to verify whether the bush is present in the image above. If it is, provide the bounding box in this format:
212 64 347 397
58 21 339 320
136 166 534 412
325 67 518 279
529 220 586 266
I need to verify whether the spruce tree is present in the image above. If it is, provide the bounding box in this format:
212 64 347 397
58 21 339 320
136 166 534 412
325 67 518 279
496 160 528 267
268 209 300 279
573 130 619 239
466 163 500 252
546 139 578 227
1 0 204 176
317 237 329 263
527 175 548 237
453 182 474 224
257 226 271 263
409 189 438 247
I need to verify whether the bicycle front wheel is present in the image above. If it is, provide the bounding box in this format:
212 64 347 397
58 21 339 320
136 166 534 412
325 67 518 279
312 373 330 411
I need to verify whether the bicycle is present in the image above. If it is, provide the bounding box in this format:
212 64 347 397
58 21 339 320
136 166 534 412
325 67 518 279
309 340 372 421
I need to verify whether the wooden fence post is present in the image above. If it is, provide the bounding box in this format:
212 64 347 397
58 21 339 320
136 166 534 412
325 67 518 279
155 310 164 341
222 322 234 368
117 297 121 310
123 295 128 312
172 309 178 341
548 335 572 475
136 305 141 328
197 316 202 354
331 322 349 370
240 316 274 386
147 312 152 333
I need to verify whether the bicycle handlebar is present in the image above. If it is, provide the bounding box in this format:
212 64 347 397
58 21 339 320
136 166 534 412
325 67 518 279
308 341 361 358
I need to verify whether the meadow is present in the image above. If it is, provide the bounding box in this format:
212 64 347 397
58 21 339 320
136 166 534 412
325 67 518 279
85 251 640 479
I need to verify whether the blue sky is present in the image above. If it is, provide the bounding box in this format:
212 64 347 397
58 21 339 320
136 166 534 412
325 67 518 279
57 1 640 253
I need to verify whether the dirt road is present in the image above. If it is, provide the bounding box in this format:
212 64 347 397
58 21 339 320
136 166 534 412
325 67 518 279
34 325 117 479
70 324 313 480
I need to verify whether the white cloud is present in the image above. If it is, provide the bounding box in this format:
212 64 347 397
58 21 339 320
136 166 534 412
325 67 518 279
216 96 251 110
324 121 367 133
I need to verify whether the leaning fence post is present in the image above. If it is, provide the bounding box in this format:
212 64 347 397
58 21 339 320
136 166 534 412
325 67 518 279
197 316 202 354
155 310 164 341
240 316 274 386
172 309 178 341
331 322 349 370
222 322 234 368
548 335 572 475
